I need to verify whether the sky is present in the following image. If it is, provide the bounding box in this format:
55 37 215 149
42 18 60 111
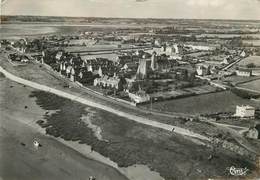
1 0 260 20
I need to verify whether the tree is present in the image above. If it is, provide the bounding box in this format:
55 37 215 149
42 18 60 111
246 63 256 68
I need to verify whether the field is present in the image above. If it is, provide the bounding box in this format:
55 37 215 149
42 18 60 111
238 79 260 92
81 53 119 61
222 76 260 85
238 56 260 67
243 40 260 46
0 24 58 40
141 91 260 115
197 33 260 39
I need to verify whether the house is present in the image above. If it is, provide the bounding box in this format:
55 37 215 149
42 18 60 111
135 50 145 57
121 62 138 71
235 105 255 118
9 54 29 63
196 64 210 76
21 56 29 63
240 50 246 58
55 51 63 60
169 55 182 60
60 62 66 74
245 127 259 139
66 65 76 81
77 70 96 85
154 39 162 47
94 74 123 90
128 89 150 103
222 56 233 65
236 68 252 77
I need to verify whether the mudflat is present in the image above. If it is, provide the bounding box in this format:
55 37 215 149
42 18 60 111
0 77 128 180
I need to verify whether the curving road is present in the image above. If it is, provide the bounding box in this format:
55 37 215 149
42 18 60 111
0 66 209 141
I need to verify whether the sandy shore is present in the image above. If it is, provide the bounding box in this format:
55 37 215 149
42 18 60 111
0 76 164 180
0 77 127 180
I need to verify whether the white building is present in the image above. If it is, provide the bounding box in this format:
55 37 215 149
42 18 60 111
128 90 150 104
55 51 63 60
240 50 246 58
235 105 255 118
94 75 122 90
236 69 252 77
154 39 161 47
165 44 179 55
196 64 210 76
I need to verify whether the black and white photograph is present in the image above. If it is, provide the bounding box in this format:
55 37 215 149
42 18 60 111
0 0 260 179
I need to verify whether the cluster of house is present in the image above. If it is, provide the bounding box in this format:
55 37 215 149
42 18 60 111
40 45 201 103
42 50 120 86
195 50 250 77
7 36 252 104
235 56 260 77
94 73 123 91
8 53 29 63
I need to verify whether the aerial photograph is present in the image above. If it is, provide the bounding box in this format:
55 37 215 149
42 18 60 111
0 0 260 180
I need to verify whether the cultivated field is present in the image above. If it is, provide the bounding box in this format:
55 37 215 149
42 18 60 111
238 79 260 92
238 56 260 67
142 91 260 115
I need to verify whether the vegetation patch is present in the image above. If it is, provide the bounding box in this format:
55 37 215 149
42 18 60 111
0 72 5 78
30 91 255 180
231 88 260 99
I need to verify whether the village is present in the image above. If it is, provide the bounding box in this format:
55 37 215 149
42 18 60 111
2 30 259 105
1 14 260 180
2 27 260 141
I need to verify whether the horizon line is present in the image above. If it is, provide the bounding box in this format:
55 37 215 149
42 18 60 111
2 14 260 22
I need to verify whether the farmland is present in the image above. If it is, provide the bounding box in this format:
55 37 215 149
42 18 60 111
238 79 260 92
237 56 260 67
141 91 260 115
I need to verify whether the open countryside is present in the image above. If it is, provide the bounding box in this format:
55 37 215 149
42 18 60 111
1 14 260 180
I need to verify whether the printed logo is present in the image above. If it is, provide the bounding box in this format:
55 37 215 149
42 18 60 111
228 166 249 176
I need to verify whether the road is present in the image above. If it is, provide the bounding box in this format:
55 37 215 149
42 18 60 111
214 123 259 154
199 120 259 155
0 65 209 141
235 86 260 94
222 57 244 71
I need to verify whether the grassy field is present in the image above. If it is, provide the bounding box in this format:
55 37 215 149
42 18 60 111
141 91 260 115
29 90 255 180
238 79 260 92
238 56 260 67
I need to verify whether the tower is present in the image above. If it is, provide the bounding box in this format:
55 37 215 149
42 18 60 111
98 66 103 77
136 59 148 79
151 51 158 71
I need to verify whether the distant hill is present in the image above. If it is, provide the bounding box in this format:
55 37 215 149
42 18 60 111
1 15 260 25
